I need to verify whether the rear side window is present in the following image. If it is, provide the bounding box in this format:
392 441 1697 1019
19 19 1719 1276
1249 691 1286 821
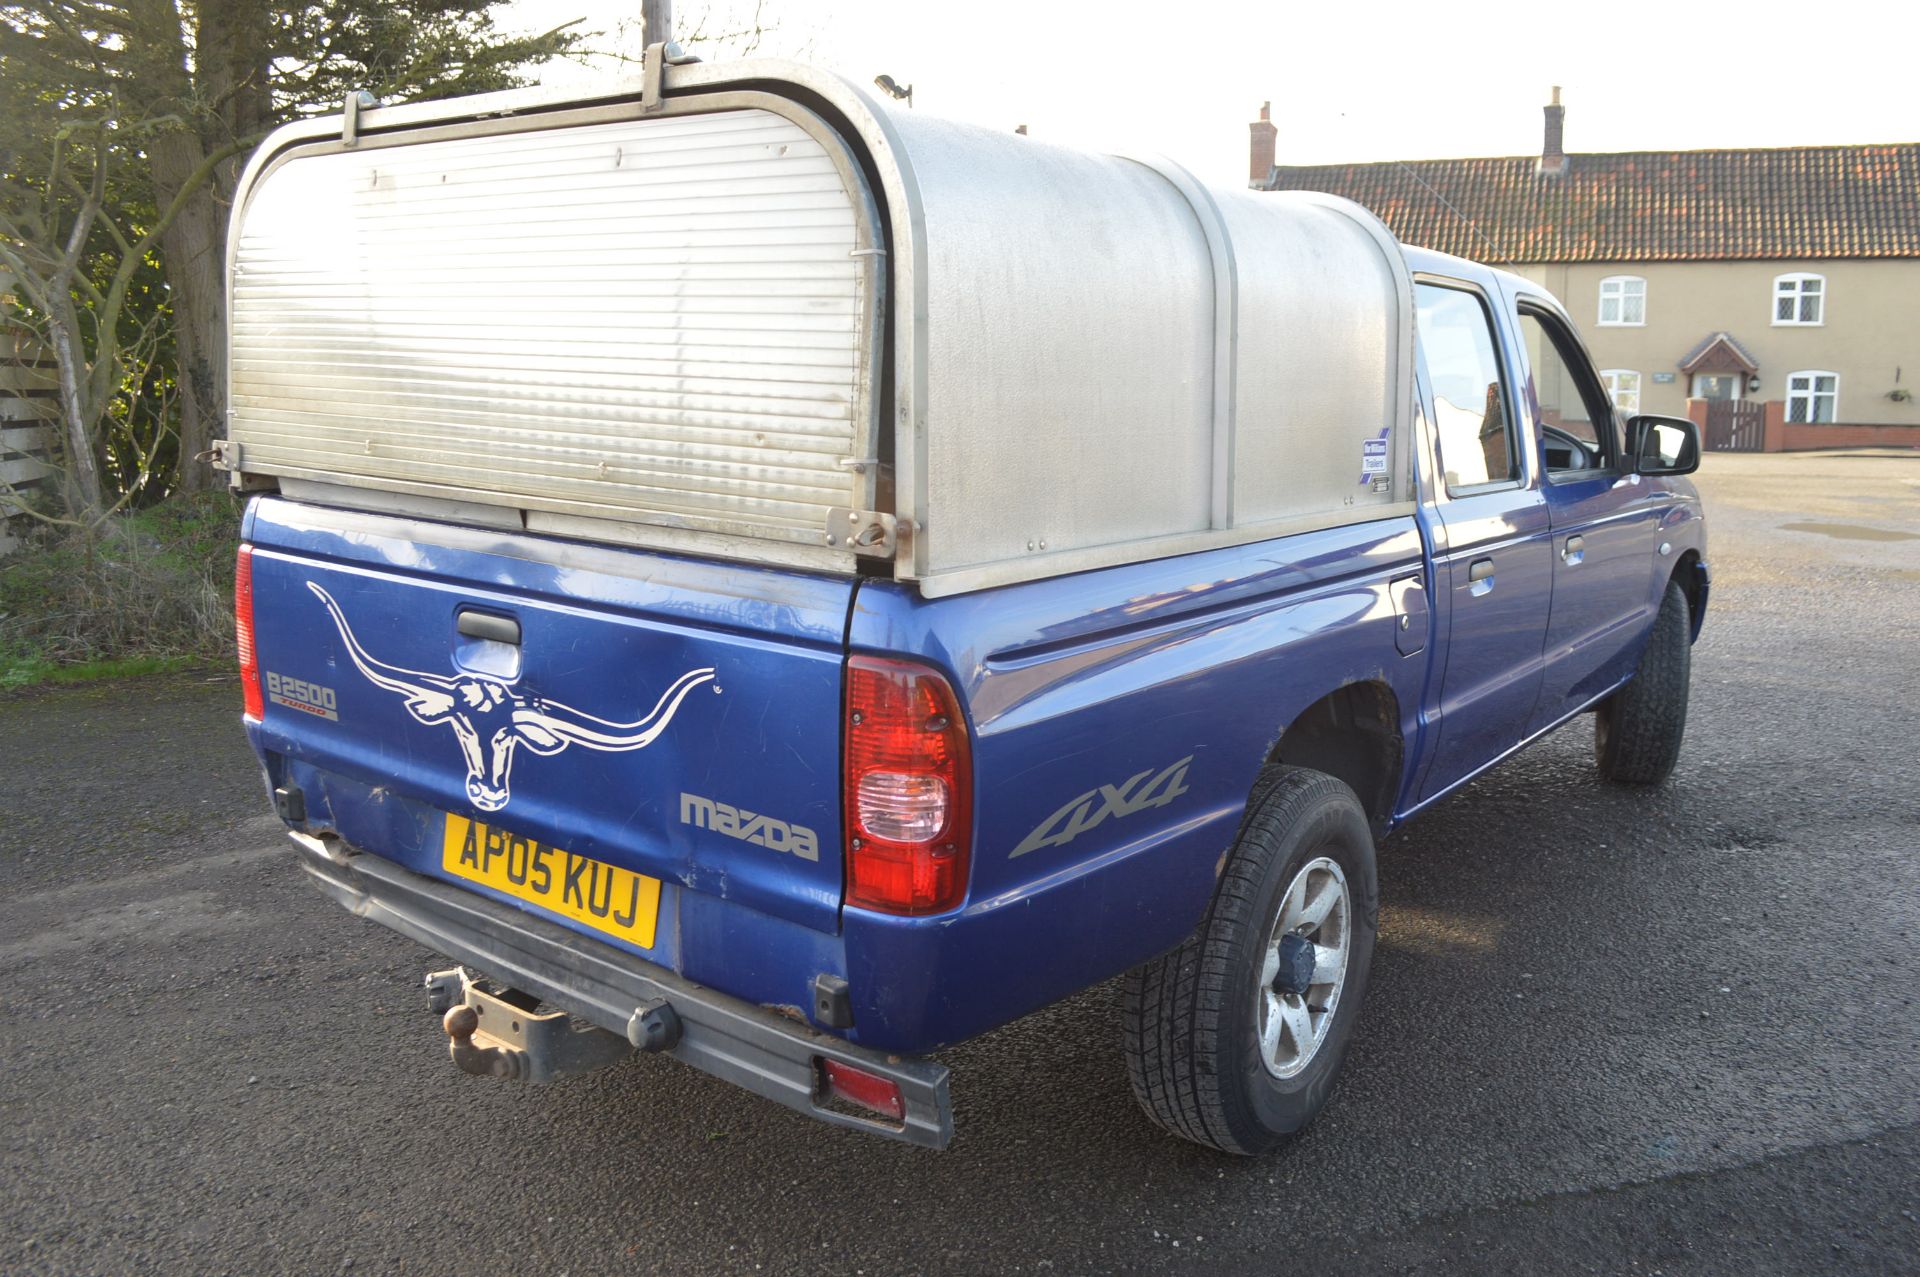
1415 283 1517 492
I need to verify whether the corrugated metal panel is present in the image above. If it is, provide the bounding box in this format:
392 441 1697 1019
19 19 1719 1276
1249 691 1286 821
229 109 875 547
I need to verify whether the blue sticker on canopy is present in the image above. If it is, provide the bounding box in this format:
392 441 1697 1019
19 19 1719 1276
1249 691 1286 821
1359 429 1389 483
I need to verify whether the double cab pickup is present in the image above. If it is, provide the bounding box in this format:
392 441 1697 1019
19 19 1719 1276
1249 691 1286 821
224 54 1707 1153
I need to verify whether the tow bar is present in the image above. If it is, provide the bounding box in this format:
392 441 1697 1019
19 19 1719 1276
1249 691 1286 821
424 967 678 1083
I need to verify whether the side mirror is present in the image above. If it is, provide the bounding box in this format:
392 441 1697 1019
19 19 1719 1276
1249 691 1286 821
1624 414 1701 476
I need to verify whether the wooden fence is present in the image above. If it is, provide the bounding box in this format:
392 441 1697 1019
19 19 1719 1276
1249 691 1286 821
1 316 59 548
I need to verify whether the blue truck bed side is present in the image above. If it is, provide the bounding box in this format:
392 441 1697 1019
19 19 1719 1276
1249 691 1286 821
840 518 1432 1048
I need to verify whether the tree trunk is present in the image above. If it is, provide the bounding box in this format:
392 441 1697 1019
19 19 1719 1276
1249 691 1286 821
146 130 227 494
46 309 105 516
140 0 268 495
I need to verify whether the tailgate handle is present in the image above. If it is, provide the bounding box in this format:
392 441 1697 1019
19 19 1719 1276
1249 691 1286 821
457 610 521 645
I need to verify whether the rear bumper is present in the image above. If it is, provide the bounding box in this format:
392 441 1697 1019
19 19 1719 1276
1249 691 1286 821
286 830 953 1148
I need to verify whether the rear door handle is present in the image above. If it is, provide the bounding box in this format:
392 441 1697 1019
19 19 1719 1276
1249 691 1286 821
457 609 521 645
1562 535 1586 565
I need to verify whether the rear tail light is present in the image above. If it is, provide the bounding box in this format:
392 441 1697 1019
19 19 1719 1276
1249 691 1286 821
844 655 972 914
235 545 264 721
818 1057 906 1122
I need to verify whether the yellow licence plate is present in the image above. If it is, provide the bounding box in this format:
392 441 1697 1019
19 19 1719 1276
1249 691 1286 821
442 814 661 949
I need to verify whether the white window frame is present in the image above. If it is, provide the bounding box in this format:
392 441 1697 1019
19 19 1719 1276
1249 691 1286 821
1772 273 1826 326
1785 370 1839 423
1600 369 1641 415
1598 275 1647 327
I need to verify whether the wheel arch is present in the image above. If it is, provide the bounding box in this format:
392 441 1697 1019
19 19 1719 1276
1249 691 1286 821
1264 679 1404 839
1671 549 1708 642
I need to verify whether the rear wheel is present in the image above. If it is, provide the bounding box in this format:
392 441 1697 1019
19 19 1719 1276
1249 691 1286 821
1123 767 1378 1154
1596 579 1692 785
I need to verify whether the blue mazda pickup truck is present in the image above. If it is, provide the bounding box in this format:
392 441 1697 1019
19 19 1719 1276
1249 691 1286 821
221 56 1708 1152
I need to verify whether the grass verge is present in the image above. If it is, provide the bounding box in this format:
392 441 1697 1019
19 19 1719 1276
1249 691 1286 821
3 654 200 688
1 491 241 689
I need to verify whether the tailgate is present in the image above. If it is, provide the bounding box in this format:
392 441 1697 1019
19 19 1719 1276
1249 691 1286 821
244 497 850 936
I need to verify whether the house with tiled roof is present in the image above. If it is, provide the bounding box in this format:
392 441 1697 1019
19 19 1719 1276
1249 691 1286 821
1248 93 1920 446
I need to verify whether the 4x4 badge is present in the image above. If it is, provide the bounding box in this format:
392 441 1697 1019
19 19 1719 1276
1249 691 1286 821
1009 756 1192 858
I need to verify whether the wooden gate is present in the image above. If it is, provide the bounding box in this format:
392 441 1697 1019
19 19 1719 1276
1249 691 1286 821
1704 399 1766 452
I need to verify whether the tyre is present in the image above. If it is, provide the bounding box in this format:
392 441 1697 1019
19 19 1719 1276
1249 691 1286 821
1123 766 1379 1155
1595 579 1692 785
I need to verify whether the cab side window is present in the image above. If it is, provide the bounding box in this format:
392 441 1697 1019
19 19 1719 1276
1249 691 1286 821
1516 307 1617 475
1415 283 1518 492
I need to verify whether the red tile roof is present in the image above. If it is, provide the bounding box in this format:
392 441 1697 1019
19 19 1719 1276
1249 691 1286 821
1262 145 1920 263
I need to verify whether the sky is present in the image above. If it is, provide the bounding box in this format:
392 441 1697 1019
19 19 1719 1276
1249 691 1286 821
504 0 1920 187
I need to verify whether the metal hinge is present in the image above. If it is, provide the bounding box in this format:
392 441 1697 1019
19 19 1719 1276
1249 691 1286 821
826 507 901 558
641 42 665 113
341 90 379 146
639 42 699 114
207 439 276 492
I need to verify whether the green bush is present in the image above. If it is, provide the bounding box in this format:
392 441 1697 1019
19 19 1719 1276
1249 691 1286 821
0 491 242 687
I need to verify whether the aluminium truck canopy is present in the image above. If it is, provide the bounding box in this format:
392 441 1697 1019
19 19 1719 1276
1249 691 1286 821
223 57 1415 597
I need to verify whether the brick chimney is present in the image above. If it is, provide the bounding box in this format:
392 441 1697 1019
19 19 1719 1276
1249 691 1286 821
1248 101 1277 188
1538 86 1568 177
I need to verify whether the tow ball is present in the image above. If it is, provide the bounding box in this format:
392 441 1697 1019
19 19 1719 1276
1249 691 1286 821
442 1003 528 1079
424 967 681 1083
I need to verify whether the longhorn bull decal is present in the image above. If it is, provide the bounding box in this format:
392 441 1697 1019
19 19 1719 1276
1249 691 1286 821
308 582 715 812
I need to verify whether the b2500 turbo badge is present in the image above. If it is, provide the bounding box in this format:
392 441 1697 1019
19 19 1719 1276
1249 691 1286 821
309 583 714 812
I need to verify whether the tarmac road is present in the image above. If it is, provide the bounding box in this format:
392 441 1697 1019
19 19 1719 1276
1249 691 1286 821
3 451 1917 1275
